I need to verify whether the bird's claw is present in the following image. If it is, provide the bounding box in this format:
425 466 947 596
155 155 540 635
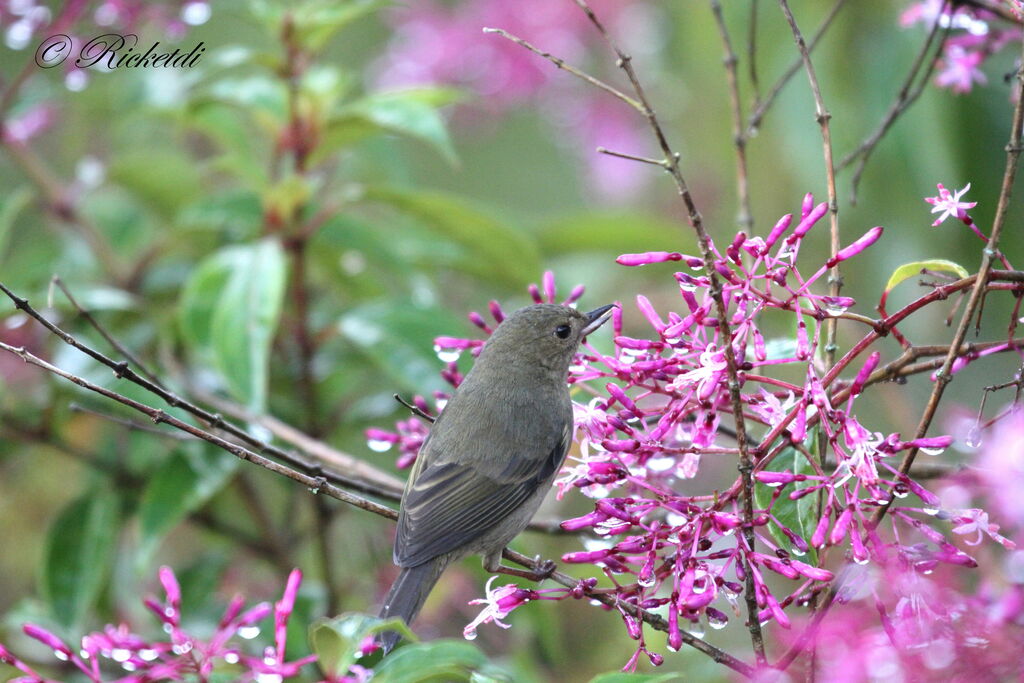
532 556 557 580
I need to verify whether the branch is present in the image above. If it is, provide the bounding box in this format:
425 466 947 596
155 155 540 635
570 0 766 664
482 27 643 112
747 0 762 108
710 0 753 232
0 281 401 498
192 390 405 497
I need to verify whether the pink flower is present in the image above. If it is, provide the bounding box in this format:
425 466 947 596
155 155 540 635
935 46 987 93
951 508 1016 548
668 344 727 401
750 389 797 428
463 576 533 639
924 182 977 226
2 567 313 682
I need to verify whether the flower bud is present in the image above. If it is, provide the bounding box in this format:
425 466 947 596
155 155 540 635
792 201 828 239
826 226 883 268
765 213 793 248
617 251 686 266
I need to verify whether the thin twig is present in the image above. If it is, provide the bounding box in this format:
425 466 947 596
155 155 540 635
710 0 753 232
69 402 191 440
747 0 761 108
394 394 435 423
482 28 643 112
746 0 848 138
773 10 843 658
51 276 165 389
596 147 667 167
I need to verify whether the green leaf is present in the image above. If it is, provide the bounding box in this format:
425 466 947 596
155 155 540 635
179 250 234 352
137 447 240 567
374 640 490 683
884 259 969 294
178 238 288 411
40 489 120 630
588 674 684 683
361 188 541 287
328 88 461 164
339 299 467 395
536 211 686 255
310 613 416 678
753 428 820 564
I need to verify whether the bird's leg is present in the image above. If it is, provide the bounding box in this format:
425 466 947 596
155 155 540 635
482 553 557 582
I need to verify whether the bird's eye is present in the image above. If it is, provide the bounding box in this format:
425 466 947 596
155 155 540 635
555 324 571 339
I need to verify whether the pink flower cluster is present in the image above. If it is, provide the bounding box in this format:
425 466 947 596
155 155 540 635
369 191 1015 667
0 567 315 682
901 0 1023 94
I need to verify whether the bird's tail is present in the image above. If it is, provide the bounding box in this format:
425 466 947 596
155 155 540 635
377 559 447 654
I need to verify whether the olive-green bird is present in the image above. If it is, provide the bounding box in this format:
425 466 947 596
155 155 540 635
378 302 615 652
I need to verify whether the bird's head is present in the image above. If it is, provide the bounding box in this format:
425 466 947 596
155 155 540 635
477 303 616 375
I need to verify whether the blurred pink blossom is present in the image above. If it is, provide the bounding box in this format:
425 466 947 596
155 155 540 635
0 103 54 144
935 45 988 93
373 0 654 202
978 409 1024 528
374 0 627 101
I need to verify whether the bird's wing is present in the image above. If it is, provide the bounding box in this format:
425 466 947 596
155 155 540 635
394 423 570 568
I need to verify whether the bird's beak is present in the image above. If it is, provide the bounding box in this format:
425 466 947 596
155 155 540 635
581 304 616 337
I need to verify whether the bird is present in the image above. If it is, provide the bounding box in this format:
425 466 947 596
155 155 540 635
378 302 615 653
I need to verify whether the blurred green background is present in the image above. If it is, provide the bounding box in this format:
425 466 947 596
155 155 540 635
1 0 1021 680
